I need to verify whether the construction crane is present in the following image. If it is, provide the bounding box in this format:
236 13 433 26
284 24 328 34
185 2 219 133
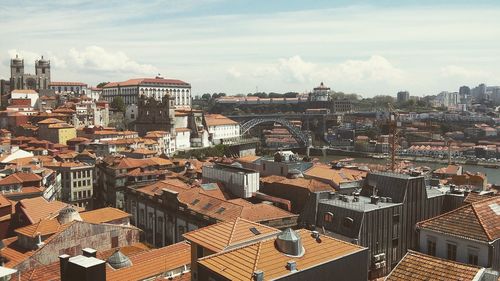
387 103 400 171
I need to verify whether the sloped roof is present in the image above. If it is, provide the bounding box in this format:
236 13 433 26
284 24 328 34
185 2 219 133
463 192 495 205
103 77 189 88
204 114 238 127
385 251 483 281
304 166 366 186
417 196 500 242
198 229 365 281
0 172 42 186
183 217 280 252
18 197 74 224
260 175 333 192
79 207 130 224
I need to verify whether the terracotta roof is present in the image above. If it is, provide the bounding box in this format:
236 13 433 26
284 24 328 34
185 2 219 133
106 241 191 281
178 188 297 223
198 229 365 281
236 155 262 163
0 236 33 268
386 251 483 281
49 81 87 87
103 77 189 88
175 127 191 132
304 166 366 186
79 207 130 224
260 175 333 192
204 114 238 127
15 218 65 237
11 89 38 94
112 157 173 169
434 165 461 175
38 118 65 124
417 196 500 242
0 172 42 186
45 161 91 168
18 197 73 224
183 217 280 252
136 178 190 196
0 194 12 208
464 192 496 204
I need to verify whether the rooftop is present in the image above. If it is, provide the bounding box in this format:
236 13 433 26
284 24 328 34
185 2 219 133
417 196 500 242
386 251 483 281
198 229 365 281
183 217 280 252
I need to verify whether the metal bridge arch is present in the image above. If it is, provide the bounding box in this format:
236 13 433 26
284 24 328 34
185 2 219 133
240 117 309 146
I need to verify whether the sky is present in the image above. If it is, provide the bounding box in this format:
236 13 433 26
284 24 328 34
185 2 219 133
1 0 500 97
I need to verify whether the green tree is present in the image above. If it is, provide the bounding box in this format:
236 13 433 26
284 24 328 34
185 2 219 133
201 93 211 100
111 97 126 112
96 82 109 88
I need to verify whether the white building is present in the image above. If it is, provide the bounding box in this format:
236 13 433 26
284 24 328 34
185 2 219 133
436 91 459 108
202 163 259 198
310 82 331 102
144 131 175 156
204 114 240 145
10 89 39 107
101 76 191 108
175 128 191 150
416 196 500 270
49 82 88 95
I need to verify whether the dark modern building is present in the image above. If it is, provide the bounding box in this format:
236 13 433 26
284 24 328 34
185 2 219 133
300 172 467 278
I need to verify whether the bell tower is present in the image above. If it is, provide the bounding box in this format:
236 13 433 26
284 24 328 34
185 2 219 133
35 56 51 90
10 55 24 90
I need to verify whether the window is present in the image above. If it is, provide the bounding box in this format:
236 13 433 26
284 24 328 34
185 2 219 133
323 212 333 223
427 239 436 256
447 243 457 261
111 235 118 248
468 249 479 265
342 217 354 228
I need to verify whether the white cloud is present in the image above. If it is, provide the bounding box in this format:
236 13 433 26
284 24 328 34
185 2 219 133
252 55 404 86
226 67 242 79
68 46 157 74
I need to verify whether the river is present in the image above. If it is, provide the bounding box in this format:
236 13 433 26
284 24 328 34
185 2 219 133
319 155 500 185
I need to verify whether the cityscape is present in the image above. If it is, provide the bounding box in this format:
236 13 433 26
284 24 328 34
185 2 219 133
1 1 500 281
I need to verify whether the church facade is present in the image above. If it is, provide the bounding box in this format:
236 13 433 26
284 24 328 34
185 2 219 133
10 55 51 91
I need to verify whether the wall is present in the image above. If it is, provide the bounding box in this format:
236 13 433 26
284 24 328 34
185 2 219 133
419 228 489 267
202 165 259 198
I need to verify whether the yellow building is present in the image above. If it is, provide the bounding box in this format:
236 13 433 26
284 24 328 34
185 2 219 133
38 118 77 145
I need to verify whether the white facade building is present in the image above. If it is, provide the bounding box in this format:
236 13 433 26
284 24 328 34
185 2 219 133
101 76 191 108
10 89 39 107
417 196 500 270
175 128 191 150
202 163 259 198
204 114 240 145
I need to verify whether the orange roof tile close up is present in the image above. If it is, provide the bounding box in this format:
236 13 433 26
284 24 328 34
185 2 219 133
386 251 482 281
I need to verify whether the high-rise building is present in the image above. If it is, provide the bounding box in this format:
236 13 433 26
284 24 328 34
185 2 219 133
397 91 410 103
458 85 470 104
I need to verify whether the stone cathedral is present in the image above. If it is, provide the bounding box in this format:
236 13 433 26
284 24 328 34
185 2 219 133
10 55 51 91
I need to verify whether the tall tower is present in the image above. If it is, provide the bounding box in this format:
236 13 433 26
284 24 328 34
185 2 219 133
10 55 24 90
35 56 51 90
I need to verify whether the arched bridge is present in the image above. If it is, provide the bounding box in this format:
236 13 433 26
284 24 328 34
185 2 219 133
240 117 310 146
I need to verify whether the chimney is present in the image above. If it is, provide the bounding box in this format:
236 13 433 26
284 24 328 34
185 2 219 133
311 231 320 240
253 270 264 281
36 232 45 249
59 254 70 281
82 248 97 258
370 195 380 205
286 261 297 272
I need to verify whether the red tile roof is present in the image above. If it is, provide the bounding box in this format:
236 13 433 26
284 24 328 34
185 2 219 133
0 172 42 186
386 251 482 281
417 196 500 242
103 77 189 88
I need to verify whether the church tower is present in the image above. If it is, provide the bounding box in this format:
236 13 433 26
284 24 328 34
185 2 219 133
35 56 51 90
10 55 24 90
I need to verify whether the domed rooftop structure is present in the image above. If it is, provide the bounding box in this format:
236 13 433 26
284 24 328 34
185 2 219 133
107 250 132 269
275 228 304 257
57 205 82 225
